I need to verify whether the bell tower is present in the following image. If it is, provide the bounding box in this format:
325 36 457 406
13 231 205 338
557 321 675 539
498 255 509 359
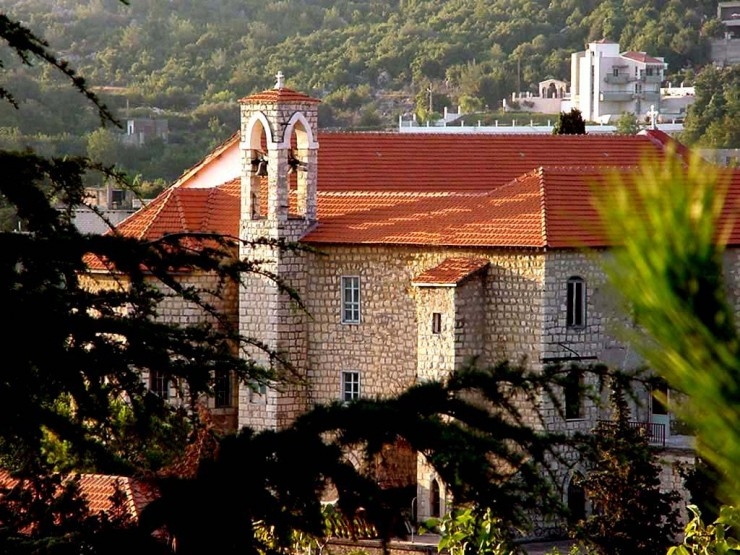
237 72 320 431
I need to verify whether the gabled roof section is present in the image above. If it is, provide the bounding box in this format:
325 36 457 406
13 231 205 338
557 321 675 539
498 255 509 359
170 132 240 189
412 257 490 287
315 133 666 193
640 128 692 161
114 179 240 241
622 51 664 64
304 185 547 247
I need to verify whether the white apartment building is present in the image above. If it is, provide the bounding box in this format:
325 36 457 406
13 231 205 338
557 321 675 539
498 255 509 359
570 39 667 123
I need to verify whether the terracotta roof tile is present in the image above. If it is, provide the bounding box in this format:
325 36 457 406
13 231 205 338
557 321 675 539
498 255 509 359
239 87 320 104
0 471 157 522
115 179 240 240
622 51 664 64
97 130 740 253
315 132 665 192
412 257 490 286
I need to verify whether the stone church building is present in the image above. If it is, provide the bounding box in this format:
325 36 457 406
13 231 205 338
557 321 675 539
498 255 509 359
94 73 740 525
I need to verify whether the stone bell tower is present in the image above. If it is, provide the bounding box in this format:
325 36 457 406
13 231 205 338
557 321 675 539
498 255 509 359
237 71 319 431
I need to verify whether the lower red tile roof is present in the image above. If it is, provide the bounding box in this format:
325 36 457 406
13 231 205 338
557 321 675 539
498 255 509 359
0 471 158 522
412 257 490 286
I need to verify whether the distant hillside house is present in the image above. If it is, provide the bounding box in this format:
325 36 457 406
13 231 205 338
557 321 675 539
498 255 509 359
122 118 168 147
87 72 740 532
72 183 146 235
710 1 740 65
570 39 667 123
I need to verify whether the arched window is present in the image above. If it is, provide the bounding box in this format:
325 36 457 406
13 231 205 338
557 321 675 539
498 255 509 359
566 277 586 328
567 473 586 523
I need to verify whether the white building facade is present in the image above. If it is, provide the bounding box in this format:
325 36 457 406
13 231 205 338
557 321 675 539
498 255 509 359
570 39 667 123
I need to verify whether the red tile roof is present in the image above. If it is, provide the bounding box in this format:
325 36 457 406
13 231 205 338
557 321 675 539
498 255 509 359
412 257 490 286
114 179 241 241
622 51 664 64
100 128 739 252
77 473 158 520
0 471 158 522
315 132 666 192
239 87 320 104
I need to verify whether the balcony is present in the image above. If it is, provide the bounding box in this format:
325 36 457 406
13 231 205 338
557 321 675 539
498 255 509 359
599 91 634 102
604 74 632 84
597 420 666 447
642 74 663 84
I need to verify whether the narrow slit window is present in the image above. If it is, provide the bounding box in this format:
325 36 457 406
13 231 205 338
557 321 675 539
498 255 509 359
565 366 584 420
566 277 586 328
432 312 442 334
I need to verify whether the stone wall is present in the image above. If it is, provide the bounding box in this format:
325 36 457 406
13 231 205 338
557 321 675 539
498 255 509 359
299 245 547 407
238 218 311 431
83 270 240 431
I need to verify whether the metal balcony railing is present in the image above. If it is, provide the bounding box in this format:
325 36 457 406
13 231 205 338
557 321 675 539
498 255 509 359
596 420 666 447
599 91 634 102
604 74 631 84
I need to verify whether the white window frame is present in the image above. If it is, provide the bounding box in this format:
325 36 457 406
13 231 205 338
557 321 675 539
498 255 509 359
248 379 268 404
150 370 170 400
566 276 586 328
341 371 360 402
214 369 233 408
341 276 361 324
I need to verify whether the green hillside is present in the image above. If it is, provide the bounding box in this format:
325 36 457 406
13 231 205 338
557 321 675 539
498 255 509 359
1 0 722 184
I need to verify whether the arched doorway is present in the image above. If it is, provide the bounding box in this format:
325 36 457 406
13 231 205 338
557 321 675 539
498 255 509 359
430 479 441 518
567 474 586 523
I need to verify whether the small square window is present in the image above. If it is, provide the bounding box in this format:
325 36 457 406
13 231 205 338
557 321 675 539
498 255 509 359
150 370 169 400
432 312 442 334
248 379 268 403
341 371 360 402
341 276 361 324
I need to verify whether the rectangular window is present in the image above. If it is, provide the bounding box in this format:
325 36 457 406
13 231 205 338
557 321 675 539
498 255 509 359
566 277 586 328
432 312 442 334
342 371 360 402
248 379 268 403
150 370 169 400
214 369 232 408
612 67 619 77
646 67 653 76
565 367 584 420
341 276 361 324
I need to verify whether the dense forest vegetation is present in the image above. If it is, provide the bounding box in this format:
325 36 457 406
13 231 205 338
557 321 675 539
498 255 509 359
0 0 724 186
